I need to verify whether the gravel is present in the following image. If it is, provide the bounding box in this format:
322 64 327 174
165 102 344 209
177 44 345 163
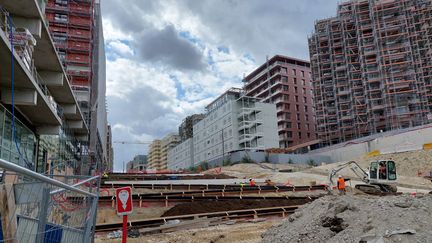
262 194 432 243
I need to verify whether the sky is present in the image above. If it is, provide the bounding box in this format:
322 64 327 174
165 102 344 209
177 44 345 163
101 0 340 171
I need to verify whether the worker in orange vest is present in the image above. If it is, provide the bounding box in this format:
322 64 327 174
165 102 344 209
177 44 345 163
337 175 346 195
249 178 256 186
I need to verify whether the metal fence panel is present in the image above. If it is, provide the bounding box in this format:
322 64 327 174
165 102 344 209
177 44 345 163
0 159 100 243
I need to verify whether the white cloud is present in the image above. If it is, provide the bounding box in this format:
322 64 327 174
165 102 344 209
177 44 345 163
102 0 340 170
108 41 134 56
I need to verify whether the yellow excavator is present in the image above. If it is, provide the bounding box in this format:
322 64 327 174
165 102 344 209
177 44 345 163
328 160 398 194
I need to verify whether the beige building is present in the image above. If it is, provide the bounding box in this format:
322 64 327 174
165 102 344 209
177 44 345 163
148 134 180 170
160 134 181 169
148 140 162 170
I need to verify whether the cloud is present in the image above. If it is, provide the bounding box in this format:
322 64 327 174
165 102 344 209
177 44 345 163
101 0 341 170
135 25 206 71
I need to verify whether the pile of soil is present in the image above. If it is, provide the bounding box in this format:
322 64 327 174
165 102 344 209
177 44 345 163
161 198 312 217
103 173 235 181
262 194 432 243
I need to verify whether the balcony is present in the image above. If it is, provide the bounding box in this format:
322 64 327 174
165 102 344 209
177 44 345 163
0 1 88 136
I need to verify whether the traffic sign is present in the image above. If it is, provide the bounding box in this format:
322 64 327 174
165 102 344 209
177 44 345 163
115 187 133 215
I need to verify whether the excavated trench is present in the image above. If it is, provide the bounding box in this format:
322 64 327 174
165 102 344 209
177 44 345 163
161 198 314 217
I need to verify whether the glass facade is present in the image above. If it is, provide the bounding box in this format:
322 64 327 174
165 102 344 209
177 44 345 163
0 104 37 168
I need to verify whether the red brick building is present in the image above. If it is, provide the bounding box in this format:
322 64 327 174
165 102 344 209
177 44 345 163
243 55 317 148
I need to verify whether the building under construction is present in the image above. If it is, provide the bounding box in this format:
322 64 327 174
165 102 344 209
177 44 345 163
45 0 110 173
309 0 432 146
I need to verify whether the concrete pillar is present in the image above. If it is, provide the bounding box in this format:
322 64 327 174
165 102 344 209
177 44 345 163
1 89 37 106
10 16 42 39
39 71 64 86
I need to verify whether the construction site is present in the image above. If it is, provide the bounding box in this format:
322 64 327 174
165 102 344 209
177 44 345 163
92 143 432 242
0 0 432 242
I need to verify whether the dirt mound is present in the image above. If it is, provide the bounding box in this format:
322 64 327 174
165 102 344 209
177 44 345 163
262 194 432 243
161 198 313 217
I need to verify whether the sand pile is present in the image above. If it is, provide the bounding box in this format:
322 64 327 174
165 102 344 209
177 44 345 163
262 194 432 243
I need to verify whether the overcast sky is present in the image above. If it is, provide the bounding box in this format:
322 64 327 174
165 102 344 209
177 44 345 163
101 0 340 171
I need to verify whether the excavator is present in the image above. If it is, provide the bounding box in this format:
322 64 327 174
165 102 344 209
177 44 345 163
328 160 398 194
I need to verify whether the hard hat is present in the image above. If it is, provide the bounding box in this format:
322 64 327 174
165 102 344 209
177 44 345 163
338 175 342 178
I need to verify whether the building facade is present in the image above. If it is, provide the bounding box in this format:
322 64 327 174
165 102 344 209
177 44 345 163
0 1 88 174
160 133 180 169
167 88 279 170
126 155 147 172
44 0 110 173
148 139 162 170
178 114 205 142
309 0 432 145
243 55 317 148
167 138 193 170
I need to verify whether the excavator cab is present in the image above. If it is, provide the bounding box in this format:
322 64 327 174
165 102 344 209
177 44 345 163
368 160 397 183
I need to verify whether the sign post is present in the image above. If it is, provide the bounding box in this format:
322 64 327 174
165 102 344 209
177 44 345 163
115 187 133 243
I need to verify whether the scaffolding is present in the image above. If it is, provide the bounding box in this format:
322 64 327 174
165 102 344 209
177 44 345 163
309 0 432 146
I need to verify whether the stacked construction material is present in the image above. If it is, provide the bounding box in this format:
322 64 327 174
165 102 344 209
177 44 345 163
10 27 37 71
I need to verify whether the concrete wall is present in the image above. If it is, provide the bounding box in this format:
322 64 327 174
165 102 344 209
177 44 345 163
310 124 432 162
204 150 331 168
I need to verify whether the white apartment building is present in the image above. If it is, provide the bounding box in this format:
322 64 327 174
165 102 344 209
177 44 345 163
167 88 278 170
167 138 193 170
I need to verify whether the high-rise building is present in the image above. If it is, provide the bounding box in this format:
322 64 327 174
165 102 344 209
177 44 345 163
45 0 110 173
243 55 317 148
106 124 113 171
168 88 279 170
309 0 432 145
178 114 205 142
148 139 162 170
0 1 88 173
160 133 180 169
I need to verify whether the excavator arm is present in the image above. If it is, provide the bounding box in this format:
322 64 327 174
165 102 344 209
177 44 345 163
328 161 370 189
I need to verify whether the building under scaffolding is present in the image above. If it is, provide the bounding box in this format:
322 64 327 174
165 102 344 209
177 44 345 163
309 0 432 146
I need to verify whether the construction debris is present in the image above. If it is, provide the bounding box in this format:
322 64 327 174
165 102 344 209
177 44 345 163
262 194 432 243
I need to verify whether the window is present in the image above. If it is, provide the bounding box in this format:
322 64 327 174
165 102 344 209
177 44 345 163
286 122 292 128
298 132 302 139
297 113 300 121
301 70 305 77
293 78 297 84
297 123 301 129
306 114 309 121
283 85 289 91
287 131 292 138
292 69 296 75
304 96 307 103
305 106 308 112
281 67 287 73
294 87 298 93
296 104 299 111
302 79 306 85
307 132 311 138
307 124 310 130
281 76 288 83
295 96 299 102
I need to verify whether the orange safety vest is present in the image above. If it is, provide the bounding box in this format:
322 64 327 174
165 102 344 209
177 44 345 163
337 178 345 189
249 180 256 186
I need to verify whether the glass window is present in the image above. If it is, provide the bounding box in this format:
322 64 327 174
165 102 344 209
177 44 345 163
387 161 397 180
369 162 378 179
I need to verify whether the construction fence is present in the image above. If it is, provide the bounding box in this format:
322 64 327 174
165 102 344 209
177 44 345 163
0 159 100 243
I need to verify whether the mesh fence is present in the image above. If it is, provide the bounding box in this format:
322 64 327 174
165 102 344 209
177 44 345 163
0 169 99 243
